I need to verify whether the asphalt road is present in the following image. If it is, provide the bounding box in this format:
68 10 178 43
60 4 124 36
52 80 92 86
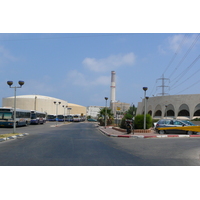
0 122 200 166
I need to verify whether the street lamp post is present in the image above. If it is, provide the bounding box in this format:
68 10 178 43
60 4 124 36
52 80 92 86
105 97 108 129
143 87 148 130
7 81 25 133
165 105 168 119
54 101 61 126
62 105 68 123
67 108 72 121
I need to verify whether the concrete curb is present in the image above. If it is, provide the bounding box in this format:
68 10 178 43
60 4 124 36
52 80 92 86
99 128 200 139
0 133 29 142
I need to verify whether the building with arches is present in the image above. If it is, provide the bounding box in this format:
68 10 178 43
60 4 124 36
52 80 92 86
136 94 200 120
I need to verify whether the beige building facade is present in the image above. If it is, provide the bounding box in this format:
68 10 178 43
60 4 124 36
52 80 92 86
2 95 86 115
111 101 130 118
136 94 200 120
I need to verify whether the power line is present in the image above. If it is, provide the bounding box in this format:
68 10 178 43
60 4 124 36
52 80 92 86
170 66 200 91
170 34 200 84
170 54 200 89
163 34 187 76
149 81 157 96
175 78 200 95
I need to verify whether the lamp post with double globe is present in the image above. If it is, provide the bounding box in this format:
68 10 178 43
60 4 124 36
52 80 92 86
62 105 68 123
54 101 61 126
104 97 108 129
7 81 25 133
143 87 148 130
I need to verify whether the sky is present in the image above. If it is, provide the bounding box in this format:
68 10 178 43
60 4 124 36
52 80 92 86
0 33 200 108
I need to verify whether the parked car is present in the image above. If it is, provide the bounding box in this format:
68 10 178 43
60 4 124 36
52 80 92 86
155 119 197 135
87 118 97 122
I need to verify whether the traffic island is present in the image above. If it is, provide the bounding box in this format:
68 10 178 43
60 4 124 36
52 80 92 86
99 126 200 139
0 133 29 142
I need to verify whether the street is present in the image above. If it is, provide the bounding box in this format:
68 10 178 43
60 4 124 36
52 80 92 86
0 122 200 166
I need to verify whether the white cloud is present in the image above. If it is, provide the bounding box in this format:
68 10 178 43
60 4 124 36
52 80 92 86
93 76 110 86
158 34 200 55
66 70 110 87
82 52 136 72
67 70 89 86
168 34 185 52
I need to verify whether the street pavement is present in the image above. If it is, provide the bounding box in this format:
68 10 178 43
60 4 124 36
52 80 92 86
98 125 200 139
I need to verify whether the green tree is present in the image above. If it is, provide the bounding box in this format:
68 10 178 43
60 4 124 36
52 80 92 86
97 107 114 126
126 104 137 116
87 115 91 119
120 105 137 129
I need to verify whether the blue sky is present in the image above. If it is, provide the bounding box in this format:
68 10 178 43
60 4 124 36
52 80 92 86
0 33 200 108
0 1 199 109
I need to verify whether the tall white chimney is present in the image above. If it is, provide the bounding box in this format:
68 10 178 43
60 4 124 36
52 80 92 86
110 71 116 107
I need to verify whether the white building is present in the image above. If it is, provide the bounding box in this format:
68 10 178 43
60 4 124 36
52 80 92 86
87 106 104 118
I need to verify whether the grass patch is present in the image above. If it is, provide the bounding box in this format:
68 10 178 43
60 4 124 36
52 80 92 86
0 133 22 139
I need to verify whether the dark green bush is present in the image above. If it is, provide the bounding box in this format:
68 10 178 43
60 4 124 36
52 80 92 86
134 114 152 129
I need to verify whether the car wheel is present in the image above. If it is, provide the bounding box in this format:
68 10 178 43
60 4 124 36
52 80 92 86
159 130 165 134
187 131 193 135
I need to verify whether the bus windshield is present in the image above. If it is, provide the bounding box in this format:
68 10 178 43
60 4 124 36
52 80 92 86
31 114 36 119
0 112 12 120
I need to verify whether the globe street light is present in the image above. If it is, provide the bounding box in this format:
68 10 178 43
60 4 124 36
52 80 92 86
7 80 25 133
143 87 148 130
105 97 108 129
62 105 68 123
67 107 72 121
165 105 168 119
54 101 61 126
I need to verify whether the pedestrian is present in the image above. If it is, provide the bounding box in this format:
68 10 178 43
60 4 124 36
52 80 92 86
126 121 132 134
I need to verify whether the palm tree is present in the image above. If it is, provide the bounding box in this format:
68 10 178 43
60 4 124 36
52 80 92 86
98 107 114 126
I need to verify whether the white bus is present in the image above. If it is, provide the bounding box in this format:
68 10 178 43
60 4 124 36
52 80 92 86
0 107 31 127
30 110 46 124
73 114 81 122
73 114 85 122
47 114 56 121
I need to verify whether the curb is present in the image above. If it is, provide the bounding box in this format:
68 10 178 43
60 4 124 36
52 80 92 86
99 128 200 139
0 133 29 142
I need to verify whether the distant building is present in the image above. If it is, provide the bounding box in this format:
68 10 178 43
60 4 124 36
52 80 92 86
87 106 104 118
110 101 130 118
2 95 86 115
136 94 200 120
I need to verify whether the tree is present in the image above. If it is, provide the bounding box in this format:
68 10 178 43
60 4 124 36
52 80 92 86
97 107 114 126
120 105 137 129
126 104 137 116
87 115 91 119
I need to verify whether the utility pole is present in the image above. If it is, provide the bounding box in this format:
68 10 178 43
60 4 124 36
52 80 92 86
157 74 170 96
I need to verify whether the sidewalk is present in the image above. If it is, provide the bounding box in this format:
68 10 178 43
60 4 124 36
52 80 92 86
98 126 200 139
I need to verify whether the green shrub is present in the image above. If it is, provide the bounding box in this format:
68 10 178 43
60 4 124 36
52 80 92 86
134 114 152 129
